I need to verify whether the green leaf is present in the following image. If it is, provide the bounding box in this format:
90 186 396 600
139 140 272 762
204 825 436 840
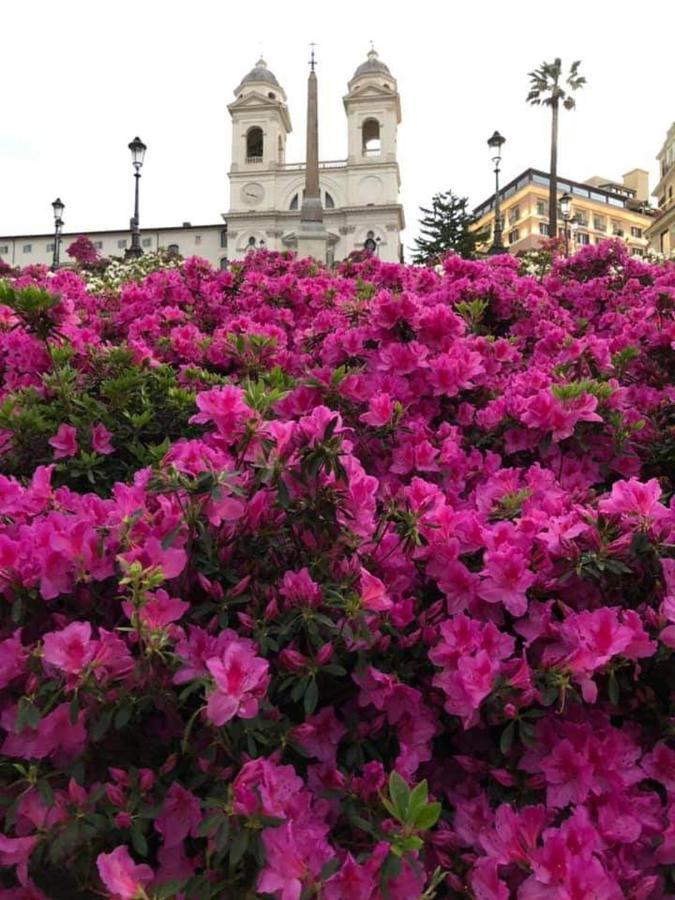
304 678 319 716
37 779 54 808
406 780 429 824
500 720 515 755
413 802 441 831
90 709 113 742
229 827 249 868
608 672 620 705
388 771 410 822
114 704 132 730
69 694 79 725
131 825 148 857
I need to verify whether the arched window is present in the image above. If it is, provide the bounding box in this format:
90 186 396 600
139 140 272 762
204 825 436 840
220 229 228 248
247 236 257 248
167 244 180 254
246 127 263 162
325 192 335 209
289 194 299 210
268 92 276 100
362 119 381 156
220 257 229 269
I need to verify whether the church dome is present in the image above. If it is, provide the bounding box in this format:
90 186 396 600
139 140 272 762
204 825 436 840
352 48 391 80
239 57 280 88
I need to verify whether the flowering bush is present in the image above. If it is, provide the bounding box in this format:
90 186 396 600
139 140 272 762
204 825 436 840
66 236 101 268
0 239 674 898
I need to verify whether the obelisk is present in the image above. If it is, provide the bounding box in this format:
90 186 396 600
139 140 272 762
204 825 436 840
296 45 329 262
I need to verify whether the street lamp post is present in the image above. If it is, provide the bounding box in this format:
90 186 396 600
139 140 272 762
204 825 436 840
126 137 147 259
559 191 572 257
487 130 507 255
51 198 64 270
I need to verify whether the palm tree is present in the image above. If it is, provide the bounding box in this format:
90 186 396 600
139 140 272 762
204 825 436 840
527 59 586 241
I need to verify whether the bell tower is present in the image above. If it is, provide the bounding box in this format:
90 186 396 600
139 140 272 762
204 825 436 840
343 48 401 166
227 58 292 212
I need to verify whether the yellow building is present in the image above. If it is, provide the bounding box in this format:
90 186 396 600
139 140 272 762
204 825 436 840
646 122 675 257
473 168 656 256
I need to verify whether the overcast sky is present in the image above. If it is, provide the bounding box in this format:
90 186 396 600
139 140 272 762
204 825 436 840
1 0 673 256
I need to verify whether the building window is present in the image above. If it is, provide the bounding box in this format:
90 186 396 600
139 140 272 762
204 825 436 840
246 126 263 161
593 217 605 231
46 242 55 252
167 244 180 254
142 238 152 248
630 226 642 238
195 235 202 245
362 118 381 156
117 239 127 249
508 206 520 225
0 245 8 255
220 229 227 248
247 236 257 248
325 192 335 209
576 232 590 245
94 241 103 249
289 193 299 210
538 222 549 236
220 257 229 269
536 200 546 216
22 244 32 253
508 228 519 243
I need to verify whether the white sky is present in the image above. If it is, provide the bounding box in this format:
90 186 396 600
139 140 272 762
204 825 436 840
1 0 673 256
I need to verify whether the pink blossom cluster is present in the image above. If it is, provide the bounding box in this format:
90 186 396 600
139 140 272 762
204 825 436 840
0 240 674 898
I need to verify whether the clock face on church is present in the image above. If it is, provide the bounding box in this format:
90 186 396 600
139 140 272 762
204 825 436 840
241 182 265 206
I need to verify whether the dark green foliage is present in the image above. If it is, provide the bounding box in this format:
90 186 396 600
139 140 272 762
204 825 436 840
412 190 488 264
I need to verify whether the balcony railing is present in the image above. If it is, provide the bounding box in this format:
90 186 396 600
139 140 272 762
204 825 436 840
246 156 264 164
281 159 347 171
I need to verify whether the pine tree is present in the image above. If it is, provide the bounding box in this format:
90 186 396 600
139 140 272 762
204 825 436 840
412 190 488 263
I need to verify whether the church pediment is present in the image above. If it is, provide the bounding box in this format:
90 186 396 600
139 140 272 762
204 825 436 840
343 83 397 102
228 92 292 132
228 91 283 110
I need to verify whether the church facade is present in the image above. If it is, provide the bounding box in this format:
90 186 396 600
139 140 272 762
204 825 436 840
224 51 405 263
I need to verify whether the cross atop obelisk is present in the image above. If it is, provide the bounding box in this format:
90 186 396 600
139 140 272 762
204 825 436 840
296 42 329 261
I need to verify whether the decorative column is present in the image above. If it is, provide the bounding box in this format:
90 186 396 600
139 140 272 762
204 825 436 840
296 45 329 262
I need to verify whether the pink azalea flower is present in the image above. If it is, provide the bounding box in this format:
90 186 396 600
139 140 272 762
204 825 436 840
122 589 188 630
96 845 154 900
359 392 394 427
91 423 114 455
539 738 593 808
232 758 304 818
0 630 27 690
257 821 331 900
154 783 202 848
279 568 321 608
189 385 253 440
478 549 535 617
323 853 377 899
290 708 346 763
48 424 78 459
205 641 269 726
359 567 392 611
42 621 95 676
0 834 38 887
1 702 87 763
598 477 668 522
